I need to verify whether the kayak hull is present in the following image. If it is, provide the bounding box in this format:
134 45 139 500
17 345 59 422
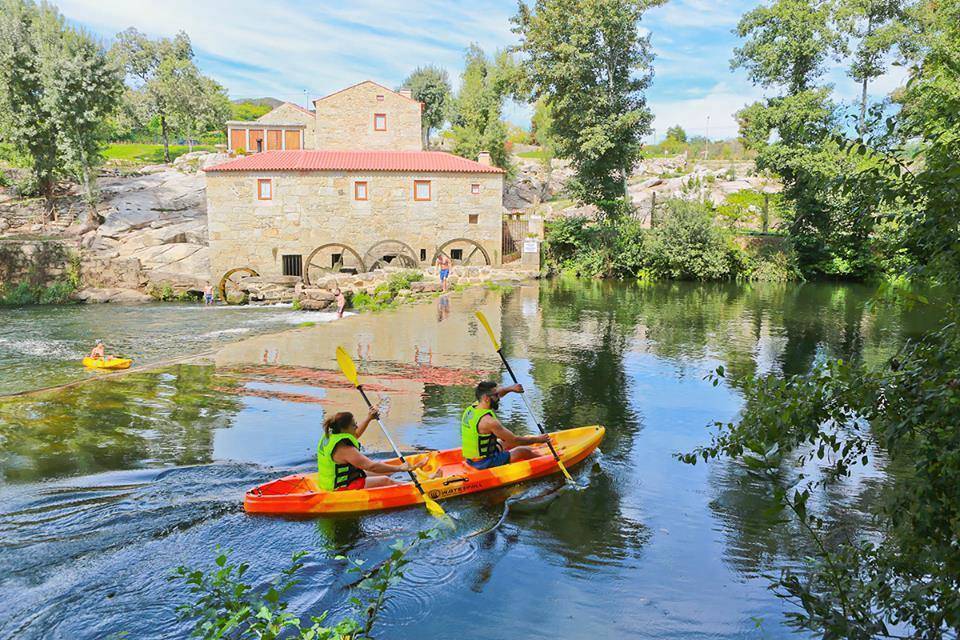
244 425 605 516
83 357 132 370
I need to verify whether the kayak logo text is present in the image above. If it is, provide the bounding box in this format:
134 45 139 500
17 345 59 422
429 482 481 500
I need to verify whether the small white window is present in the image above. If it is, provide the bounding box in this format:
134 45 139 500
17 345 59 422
257 178 272 200
374 113 387 131
354 181 368 201
471 183 481 195
414 180 431 201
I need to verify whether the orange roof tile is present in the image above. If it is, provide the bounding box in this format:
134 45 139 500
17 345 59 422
204 150 505 174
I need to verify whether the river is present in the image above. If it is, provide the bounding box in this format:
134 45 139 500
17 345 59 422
0 280 935 639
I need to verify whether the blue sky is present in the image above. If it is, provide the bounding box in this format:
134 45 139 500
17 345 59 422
55 0 907 142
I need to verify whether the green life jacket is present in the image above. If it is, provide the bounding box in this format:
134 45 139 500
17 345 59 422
461 404 501 460
317 432 366 491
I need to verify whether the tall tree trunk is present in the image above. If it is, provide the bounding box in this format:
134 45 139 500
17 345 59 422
160 113 171 163
422 125 429 150
858 76 869 139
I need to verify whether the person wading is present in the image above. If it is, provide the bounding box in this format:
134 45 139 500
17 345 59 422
318 406 426 491
461 381 551 470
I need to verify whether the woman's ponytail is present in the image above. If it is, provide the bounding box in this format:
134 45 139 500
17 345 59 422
324 411 354 436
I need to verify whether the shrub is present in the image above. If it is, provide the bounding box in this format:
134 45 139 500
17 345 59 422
645 199 737 281
0 282 38 305
386 270 423 295
38 281 76 304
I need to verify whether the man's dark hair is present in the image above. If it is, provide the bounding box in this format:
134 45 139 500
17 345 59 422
475 381 497 401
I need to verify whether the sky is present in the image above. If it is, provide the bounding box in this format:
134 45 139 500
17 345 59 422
54 0 909 142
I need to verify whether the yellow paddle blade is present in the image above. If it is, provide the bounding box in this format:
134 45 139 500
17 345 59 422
557 459 574 482
423 495 452 525
475 311 500 351
335 346 359 387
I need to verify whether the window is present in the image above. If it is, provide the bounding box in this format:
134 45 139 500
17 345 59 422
331 253 342 268
282 254 302 277
354 181 368 201
414 180 431 201
468 214 479 224
419 249 427 261
471 183 481 195
376 94 385 102
450 249 463 261
257 178 272 200
374 113 387 131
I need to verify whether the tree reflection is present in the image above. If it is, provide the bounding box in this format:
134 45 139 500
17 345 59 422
0 365 244 483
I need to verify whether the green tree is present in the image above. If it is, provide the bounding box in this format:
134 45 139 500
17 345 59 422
512 0 662 213
165 59 230 151
0 0 120 209
111 28 193 162
665 125 687 143
449 44 512 169
835 0 911 136
402 65 452 148
230 100 272 122
681 2 960 636
0 0 56 200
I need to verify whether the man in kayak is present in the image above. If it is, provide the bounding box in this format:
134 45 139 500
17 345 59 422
461 381 551 469
318 406 426 491
89 340 113 361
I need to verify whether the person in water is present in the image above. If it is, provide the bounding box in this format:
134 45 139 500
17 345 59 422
203 283 214 305
461 381 551 470
437 253 451 292
89 340 112 361
317 406 426 491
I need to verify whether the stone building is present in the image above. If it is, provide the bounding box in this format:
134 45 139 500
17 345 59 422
206 81 506 287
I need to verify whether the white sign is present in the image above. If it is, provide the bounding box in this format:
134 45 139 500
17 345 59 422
523 239 539 253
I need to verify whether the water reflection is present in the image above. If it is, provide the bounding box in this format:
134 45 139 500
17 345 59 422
0 280 935 640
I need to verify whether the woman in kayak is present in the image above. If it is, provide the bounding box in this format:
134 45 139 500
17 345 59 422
317 406 426 491
461 381 551 469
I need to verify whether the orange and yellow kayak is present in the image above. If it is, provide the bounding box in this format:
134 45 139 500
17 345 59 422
82 357 132 370
244 425 605 516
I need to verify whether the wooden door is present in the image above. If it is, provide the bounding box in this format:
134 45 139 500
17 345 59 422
249 129 265 153
284 130 301 150
230 129 246 152
267 130 282 150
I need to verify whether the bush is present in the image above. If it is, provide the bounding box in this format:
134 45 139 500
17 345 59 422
38 281 76 304
740 241 803 282
0 282 38 305
385 270 423 295
645 199 737 281
0 279 77 305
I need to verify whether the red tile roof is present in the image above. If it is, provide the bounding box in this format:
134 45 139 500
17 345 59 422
204 150 505 174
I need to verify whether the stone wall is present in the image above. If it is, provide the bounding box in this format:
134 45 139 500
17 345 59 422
312 82 422 151
0 239 75 286
206 170 504 283
256 102 315 148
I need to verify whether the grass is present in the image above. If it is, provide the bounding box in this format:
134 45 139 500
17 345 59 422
515 149 552 160
104 143 215 166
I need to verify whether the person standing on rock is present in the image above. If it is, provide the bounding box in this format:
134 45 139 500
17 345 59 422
333 287 346 318
203 283 214 306
437 253 452 292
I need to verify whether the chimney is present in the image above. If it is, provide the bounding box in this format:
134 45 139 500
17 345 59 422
398 88 413 99
477 151 492 166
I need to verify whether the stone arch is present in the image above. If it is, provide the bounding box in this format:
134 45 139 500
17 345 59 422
303 242 366 285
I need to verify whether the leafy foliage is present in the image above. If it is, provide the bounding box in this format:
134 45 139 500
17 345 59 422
449 45 513 170
175 530 437 640
645 200 738 281
402 65 452 148
512 0 662 207
0 0 122 206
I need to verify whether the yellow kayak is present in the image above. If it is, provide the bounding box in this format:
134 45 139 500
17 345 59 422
83 357 132 370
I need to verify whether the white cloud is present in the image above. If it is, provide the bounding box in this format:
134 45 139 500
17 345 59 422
648 81 765 141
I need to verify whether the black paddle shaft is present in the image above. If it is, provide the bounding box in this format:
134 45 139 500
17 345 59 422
356 385 427 494
496 349 564 463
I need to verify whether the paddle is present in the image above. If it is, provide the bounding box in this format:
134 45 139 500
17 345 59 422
474 310 573 483
335 346 451 523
